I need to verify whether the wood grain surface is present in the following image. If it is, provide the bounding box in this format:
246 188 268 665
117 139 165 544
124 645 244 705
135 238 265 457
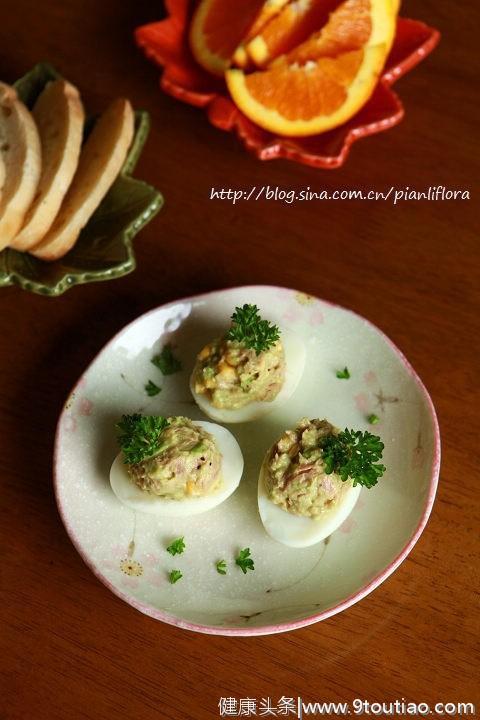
1 1 478 718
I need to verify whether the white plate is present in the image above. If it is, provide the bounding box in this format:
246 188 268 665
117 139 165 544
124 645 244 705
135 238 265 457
54 285 440 635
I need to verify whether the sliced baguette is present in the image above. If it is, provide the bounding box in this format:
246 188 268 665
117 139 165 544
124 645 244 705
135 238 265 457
31 98 134 261
0 82 41 251
0 151 5 202
11 79 85 251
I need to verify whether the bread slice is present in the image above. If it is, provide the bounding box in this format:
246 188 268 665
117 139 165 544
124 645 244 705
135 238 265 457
11 79 85 251
31 98 134 261
0 150 5 202
0 82 41 251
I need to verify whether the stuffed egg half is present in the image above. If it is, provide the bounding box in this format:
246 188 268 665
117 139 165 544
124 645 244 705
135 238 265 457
110 416 243 516
190 314 305 423
258 418 361 547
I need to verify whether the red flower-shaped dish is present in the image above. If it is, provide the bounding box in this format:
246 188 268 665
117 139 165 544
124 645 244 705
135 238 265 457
135 0 440 169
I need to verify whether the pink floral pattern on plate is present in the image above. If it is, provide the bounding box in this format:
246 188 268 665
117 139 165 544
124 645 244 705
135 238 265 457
62 392 94 432
103 543 164 590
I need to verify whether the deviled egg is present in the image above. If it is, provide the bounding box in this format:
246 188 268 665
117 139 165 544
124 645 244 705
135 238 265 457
190 304 305 423
258 418 385 547
110 414 243 516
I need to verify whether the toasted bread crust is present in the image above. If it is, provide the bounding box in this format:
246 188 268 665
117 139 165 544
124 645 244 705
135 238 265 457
0 82 41 250
0 151 5 202
31 98 134 261
11 79 85 251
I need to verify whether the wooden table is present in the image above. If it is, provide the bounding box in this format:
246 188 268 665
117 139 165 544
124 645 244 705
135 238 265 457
1 1 478 718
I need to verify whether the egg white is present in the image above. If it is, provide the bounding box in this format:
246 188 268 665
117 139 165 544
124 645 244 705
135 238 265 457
190 329 306 424
257 460 361 548
110 421 244 516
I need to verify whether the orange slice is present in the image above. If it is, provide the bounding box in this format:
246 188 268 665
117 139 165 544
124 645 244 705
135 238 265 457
246 0 342 67
277 0 396 66
226 44 386 137
189 0 267 76
232 0 291 67
247 0 293 38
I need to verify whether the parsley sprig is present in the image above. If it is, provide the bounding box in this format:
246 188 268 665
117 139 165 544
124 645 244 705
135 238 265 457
116 414 169 465
322 429 385 488
235 548 255 574
216 559 227 575
169 569 183 584
145 380 161 396
166 537 185 556
226 304 280 355
151 344 182 375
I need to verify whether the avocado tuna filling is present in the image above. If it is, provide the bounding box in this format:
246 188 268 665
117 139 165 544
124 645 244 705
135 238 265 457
127 417 222 499
193 337 285 410
264 418 350 518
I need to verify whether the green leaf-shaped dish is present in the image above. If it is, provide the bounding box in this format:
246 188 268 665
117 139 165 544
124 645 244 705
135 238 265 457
0 63 163 296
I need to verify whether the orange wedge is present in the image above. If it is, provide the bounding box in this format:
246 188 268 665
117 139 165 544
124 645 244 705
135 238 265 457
232 0 291 67
277 0 396 66
246 0 341 67
226 44 386 137
189 0 267 76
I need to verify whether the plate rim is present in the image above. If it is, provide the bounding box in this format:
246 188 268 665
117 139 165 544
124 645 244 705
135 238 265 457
53 284 441 636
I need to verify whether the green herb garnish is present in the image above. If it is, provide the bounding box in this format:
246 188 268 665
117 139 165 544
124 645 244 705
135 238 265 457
336 367 351 379
367 414 380 425
166 537 185 556
226 304 280 355
216 559 227 575
116 414 169 464
322 429 385 488
145 380 161 396
151 344 182 375
235 548 255 574
169 569 183 584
